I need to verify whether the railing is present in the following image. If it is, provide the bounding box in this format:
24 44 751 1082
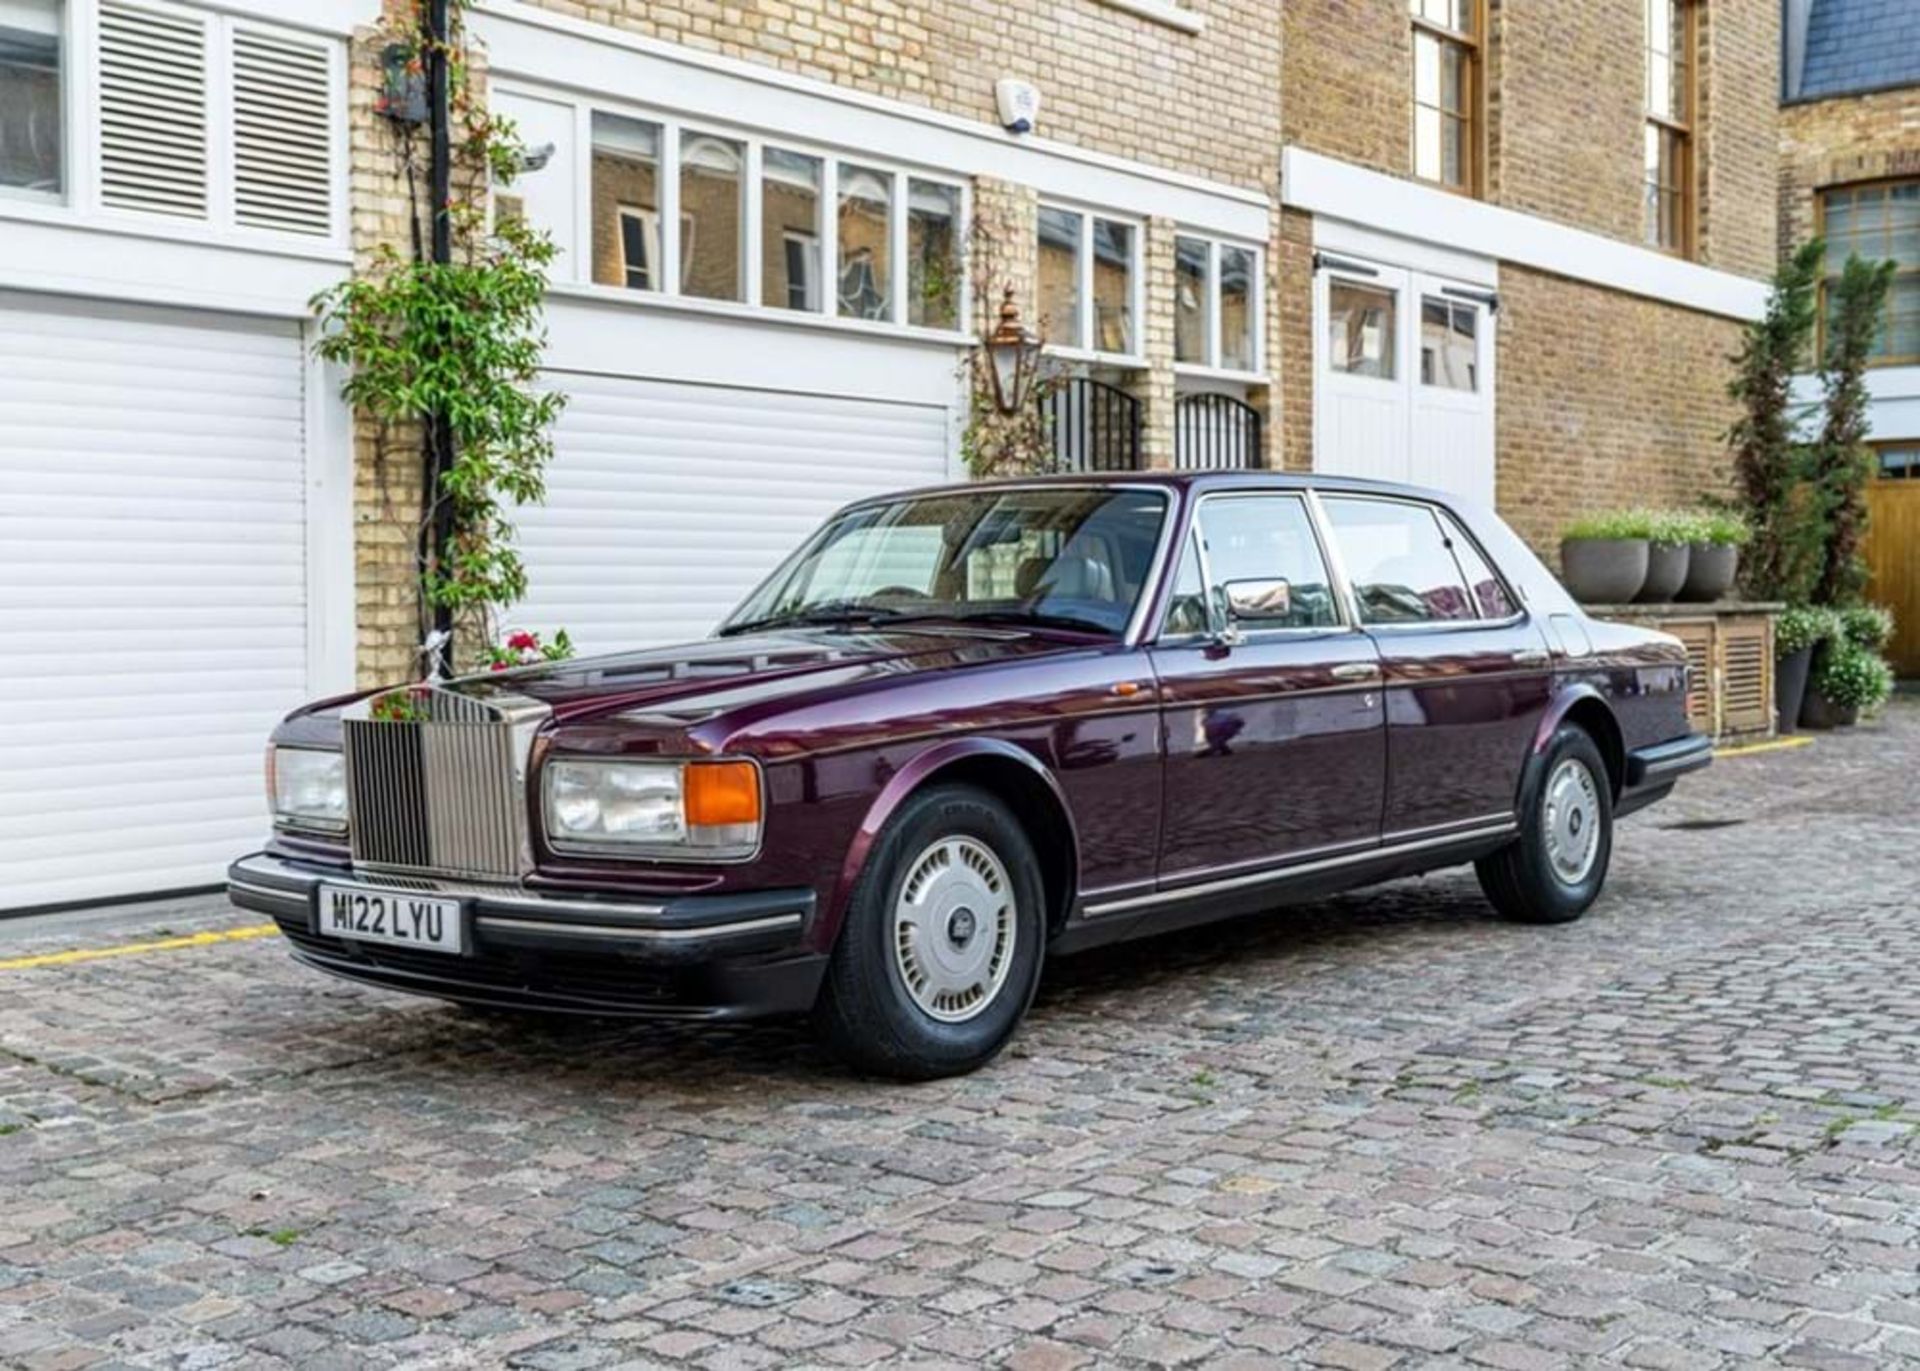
1175 393 1264 470
1040 376 1142 473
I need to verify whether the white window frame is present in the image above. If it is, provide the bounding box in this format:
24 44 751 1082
1038 198 1145 365
1172 230 1264 380
0 0 66 206
546 82 972 341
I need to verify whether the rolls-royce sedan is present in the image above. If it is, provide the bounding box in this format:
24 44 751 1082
230 473 1711 1078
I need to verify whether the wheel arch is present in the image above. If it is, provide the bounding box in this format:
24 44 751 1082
825 739 1081 947
1531 685 1626 800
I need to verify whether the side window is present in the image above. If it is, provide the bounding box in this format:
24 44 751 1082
1195 496 1340 629
1161 533 1208 637
1323 498 1474 624
1439 511 1517 618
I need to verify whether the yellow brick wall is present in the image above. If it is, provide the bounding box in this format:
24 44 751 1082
1779 87 1920 257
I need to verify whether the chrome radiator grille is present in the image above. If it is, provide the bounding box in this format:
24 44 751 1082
341 687 537 881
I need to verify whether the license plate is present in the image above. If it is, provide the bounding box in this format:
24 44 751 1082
316 883 466 956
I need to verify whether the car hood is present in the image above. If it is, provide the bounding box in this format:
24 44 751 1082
439 624 1096 725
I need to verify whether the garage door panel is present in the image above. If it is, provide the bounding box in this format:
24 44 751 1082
512 372 950 651
0 291 307 911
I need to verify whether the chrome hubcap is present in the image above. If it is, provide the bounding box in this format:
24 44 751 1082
892 836 1016 1023
1543 757 1602 885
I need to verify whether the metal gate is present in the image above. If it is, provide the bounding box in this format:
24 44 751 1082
1176 393 1264 469
1041 376 1142 472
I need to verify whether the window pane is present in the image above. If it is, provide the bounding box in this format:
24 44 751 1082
1881 447 1920 479
1220 245 1256 372
837 163 892 320
1092 217 1134 354
1420 297 1476 390
1440 512 1515 617
1323 498 1475 623
1647 51 1672 119
591 113 661 291
1328 281 1396 379
1890 182 1919 264
1162 532 1208 636
0 0 60 195
681 132 744 301
1442 113 1466 187
1037 206 1082 347
1882 274 1919 361
761 148 820 313
1174 236 1210 365
1197 497 1339 628
1414 106 1443 184
907 179 960 330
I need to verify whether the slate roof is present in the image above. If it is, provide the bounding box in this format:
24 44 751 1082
1795 0 1920 101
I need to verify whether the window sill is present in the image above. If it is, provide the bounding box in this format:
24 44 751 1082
1044 343 1147 369
548 279 977 348
1095 0 1205 34
1174 361 1268 385
0 196 350 263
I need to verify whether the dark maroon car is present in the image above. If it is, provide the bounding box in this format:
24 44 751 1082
230 473 1710 1078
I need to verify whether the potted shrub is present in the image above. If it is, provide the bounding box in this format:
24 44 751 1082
1678 511 1749 602
1838 603 1894 655
1802 634 1894 729
1637 510 1697 603
1772 605 1827 734
1560 510 1651 605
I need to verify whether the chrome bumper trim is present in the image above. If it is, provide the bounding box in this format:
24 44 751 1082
476 912 803 943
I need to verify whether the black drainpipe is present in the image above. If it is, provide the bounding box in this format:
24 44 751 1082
422 0 455 677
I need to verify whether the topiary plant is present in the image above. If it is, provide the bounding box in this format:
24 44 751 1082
1774 604 1835 660
1814 641 1894 712
1839 604 1894 653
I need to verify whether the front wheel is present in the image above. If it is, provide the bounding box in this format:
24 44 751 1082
814 785 1045 1080
1476 725 1613 924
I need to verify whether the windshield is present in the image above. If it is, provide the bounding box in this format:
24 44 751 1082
721 486 1171 638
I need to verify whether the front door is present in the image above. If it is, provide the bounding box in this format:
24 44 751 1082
1864 452 1920 677
1318 493 1552 837
1150 492 1387 883
1314 254 1496 505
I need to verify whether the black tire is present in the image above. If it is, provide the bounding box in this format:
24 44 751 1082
1476 724 1613 924
814 784 1046 1080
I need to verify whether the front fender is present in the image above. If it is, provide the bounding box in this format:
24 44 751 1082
822 736 1077 945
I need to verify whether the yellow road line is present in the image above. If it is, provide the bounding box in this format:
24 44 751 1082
1714 735 1815 759
0 924 280 972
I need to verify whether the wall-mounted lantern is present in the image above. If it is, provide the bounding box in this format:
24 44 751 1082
982 287 1042 415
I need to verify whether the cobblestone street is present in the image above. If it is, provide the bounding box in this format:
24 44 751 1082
2 704 1917 1370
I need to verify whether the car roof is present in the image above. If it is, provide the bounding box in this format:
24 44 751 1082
871 469 1481 511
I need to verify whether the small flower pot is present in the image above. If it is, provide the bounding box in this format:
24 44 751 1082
1678 543 1738 602
1774 645 1813 734
1799 685 1859 730
1559 538 1649 605
1635 541 1690 603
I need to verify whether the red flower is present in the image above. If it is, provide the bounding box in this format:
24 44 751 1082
490 660 509 672
506 631 539 652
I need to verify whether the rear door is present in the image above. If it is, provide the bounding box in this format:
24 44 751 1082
1149 492 1386 884
1317 493 1552 839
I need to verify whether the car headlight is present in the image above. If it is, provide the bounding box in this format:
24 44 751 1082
543 758 762 858
269 746 347 832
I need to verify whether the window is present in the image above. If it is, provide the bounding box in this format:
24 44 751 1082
1328 281 1396 379
908 178 960 330
1174 233 1261 373
592 113 661 291
1410 0 1478 193
1420 296 1477 390
1822 182 1920 365
1038 205 1139 355
837 163 891 321
1644 0 1694 255
1877 444 1920 481
1323 498 1479 624
0 0 60 198
762 147 821 313
1193 496 1340 629
1437 510 1516 617
1162 532 1209 636
680 132 743 302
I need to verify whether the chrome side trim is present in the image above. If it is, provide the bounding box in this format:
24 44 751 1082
1082 820 1517 919
475 913 804 943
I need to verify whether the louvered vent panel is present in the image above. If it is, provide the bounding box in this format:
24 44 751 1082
1672 621 1716 735
232 27 332 236
1720 621 1772 735
98 1 208 219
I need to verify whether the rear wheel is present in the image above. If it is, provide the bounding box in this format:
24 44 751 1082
1476 725 1613 924
815 784 1044 1080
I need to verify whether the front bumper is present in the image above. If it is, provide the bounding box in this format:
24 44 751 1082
229 853 827 1020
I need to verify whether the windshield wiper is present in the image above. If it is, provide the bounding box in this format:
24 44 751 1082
937 607 1117 635
716 601 914 637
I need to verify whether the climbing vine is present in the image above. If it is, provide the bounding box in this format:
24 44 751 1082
310 0 566 672
957 210 1062 480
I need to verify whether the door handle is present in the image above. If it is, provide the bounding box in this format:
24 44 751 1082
1511 649 1550 667
1331 662 1382 681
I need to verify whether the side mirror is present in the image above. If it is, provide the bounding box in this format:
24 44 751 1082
1221 578 1293 623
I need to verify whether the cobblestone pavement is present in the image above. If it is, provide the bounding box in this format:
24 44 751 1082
2 704 1918 1370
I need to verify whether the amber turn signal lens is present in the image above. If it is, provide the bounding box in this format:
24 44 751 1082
684 761 762 827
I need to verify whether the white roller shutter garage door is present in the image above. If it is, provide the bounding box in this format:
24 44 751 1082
512 372 953 651
0 292 310 912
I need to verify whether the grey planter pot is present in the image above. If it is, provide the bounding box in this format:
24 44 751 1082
1774 645 1813 735
1800 685 1859 730
1560 538 1649 605
1635 541 1690 603
1678 543 1739 602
